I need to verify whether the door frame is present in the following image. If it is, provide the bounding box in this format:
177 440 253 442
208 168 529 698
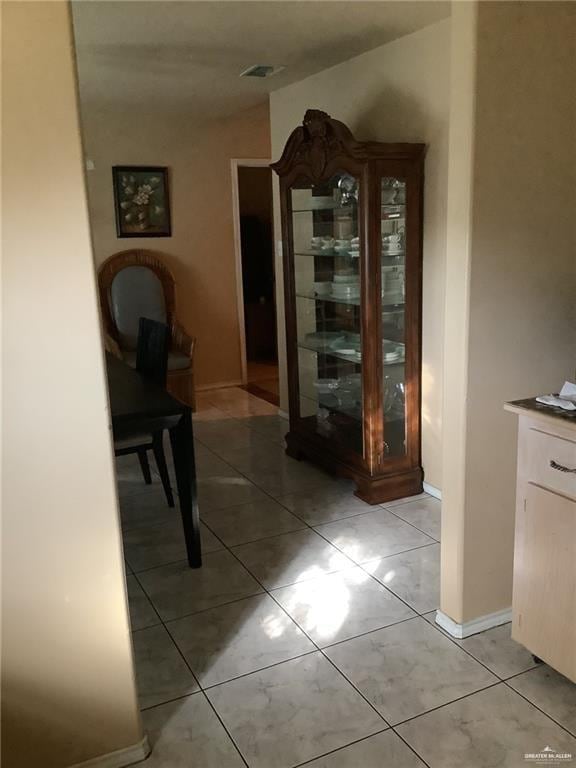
230 157 273 384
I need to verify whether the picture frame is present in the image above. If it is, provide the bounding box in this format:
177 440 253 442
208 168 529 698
112 165 171 238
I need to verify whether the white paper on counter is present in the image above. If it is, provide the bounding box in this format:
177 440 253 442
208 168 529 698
536 394 576 411
559 381 576 402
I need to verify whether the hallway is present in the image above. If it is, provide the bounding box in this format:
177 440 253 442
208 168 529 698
120 388 576 768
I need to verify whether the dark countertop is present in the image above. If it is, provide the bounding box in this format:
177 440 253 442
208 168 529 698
506 396 576 425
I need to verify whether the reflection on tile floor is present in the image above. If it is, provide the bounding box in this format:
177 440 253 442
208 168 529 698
118 386 576 768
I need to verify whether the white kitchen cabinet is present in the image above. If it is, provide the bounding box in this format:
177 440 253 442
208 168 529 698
506 399 576 682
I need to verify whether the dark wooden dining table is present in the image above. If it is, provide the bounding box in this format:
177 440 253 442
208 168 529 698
106 352 201 568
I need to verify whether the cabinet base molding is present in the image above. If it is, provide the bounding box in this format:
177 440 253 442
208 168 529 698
286 432 423 505
71 735 150 768
423 482 442 500
355 467 424 505
435 607 512 639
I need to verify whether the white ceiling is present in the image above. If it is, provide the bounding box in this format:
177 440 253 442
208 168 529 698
72 1 450 119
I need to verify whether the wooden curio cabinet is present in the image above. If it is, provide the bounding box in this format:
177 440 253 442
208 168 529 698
272 110 425 503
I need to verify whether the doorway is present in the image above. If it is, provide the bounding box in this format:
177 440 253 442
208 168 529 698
232 160 279 406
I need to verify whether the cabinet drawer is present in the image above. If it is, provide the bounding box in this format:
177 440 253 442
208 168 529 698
526 427 576 499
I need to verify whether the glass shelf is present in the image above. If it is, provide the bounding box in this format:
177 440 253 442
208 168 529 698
295 251 360 259
298 341 362 365
300 392 362 422
297 292 405 311
296 291 361 307
292 205 353 214
381 299 406 310
294 250 405 261
299 340 406 366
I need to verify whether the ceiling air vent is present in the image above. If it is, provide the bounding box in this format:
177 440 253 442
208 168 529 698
240 64 284 79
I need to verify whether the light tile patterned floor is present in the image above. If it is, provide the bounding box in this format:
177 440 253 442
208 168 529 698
119 387 576 768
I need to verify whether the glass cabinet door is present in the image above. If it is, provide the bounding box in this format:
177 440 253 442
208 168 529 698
381 176 407 458
290 173 363 458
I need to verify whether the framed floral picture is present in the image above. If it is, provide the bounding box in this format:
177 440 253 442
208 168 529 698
112 166 171 237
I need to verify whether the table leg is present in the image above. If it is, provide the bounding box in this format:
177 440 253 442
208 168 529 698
169 410 202 568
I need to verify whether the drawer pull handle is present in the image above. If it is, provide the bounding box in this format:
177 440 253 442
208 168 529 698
550 459 576 474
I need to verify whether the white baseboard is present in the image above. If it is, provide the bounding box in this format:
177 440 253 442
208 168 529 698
196 379 243 392
423 482 442 500
278 409 289 421
435 607 512 639
71 735 150 768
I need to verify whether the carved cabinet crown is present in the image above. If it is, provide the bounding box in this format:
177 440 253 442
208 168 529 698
271 109 356 181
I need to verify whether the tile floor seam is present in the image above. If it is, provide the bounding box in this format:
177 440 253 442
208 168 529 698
201 503 437 628
130 554 208 576
158 607 251 768
225 582 528 749
501 665 542 683
290 727 393 768
391 680 503 729
315 531 436 568
200 690 251 768
133 437 437 592
204 447 335 503
378 495 432 510
202 520 309 551
502 677 576 741
139 691 199 713
142 587 266 625
263 589 396 743
268 495 380 527
208 526 396 755
288 481 437 562
199 522 356 592
131 558 263 626
130 571 166 629
318 614 420 650
225 536 393 730
200 649 320 693
382 505 441 543
388 726 433 768
138 546 464 758
314 624 508 736
353 543 440 616
129 445 440 643
417 613 539 685
316 648 391 729
196 437 304 510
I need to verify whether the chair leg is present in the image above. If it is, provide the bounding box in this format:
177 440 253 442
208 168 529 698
152 432 175 507
137 448 152 485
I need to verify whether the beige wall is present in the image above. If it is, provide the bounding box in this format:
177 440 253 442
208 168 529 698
78 100 271 389
441 1 576 623
270 19 451 489
1 3 142 766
